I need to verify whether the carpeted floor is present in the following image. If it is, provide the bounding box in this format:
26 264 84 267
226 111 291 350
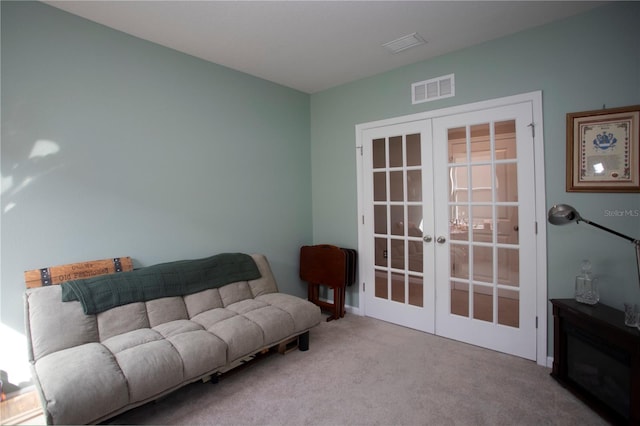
105 314 607 426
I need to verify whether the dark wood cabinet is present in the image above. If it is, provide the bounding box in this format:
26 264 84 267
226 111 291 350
551 299 640 425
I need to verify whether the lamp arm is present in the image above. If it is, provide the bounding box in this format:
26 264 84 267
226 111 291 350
580 218 637 244
582 218 640 290
580 218 640 290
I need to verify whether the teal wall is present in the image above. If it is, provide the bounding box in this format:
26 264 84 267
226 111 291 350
310 2 639 350
1 2 310 384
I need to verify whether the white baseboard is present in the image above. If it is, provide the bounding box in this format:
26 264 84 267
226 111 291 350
345 303 361 316
546 356 553 368
316 296 361 316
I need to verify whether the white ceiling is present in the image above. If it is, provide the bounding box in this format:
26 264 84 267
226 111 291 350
44 1 605 94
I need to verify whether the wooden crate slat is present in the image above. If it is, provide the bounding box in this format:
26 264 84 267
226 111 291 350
24 257 133 288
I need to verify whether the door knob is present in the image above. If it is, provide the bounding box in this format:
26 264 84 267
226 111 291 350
437 236 446 244
423 235 433 243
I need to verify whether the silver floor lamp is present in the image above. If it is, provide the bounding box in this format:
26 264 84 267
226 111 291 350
547 204 640 289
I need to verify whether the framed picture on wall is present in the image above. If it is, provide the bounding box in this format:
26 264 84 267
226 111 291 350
566 104 640 192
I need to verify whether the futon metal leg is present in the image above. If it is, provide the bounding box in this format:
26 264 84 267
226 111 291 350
298 331 310 351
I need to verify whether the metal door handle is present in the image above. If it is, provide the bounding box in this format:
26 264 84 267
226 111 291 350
437 236 446 244
423 235 432 243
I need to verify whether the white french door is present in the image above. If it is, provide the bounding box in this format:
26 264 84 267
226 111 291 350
357 93 545 362
431 102 537 360
361 120 435 333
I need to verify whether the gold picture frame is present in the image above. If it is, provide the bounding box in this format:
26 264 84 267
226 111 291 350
566 105 640 192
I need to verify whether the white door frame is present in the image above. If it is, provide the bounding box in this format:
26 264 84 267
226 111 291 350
355 91 548 366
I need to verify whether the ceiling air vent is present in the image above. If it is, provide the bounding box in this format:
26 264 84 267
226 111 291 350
383 33 426 54
411 74 455 105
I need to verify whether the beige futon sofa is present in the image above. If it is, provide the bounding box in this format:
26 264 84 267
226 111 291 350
24 253 321 425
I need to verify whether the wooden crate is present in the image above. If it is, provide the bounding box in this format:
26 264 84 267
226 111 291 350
24 257 133 288
0 389 42 425
277 336 299 354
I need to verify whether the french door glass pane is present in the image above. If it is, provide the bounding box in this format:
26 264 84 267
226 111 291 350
389 136 403 168
471 165 492 202
390 239 404 270
391 272 405 303
374 205 387 234
497 247 519 287
473 245 493 282
373 138 386 168
473 285 493 323
407 170 422 201
375 270 388 299
451 281 469 317
408 205 424 274
390 205 404 236
470 124 490 155
498 288 519 328
406 134 421 166
374 172 386 201
497 205 519 244
449 165 468 202
390 171 404 201
375 237 387 267
471 205 493 240
407 205 423 237
495 121 517 159
408 238 423 273
448 127 467 162
495 163 518 202
409 275 423 307
450 244 469 279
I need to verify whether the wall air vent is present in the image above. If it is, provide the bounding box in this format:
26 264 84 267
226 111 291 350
411 74 455 105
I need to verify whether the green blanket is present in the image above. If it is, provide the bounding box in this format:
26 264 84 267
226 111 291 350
61 253 261 315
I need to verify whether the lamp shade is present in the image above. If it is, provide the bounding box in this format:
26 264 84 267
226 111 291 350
547 204 582 225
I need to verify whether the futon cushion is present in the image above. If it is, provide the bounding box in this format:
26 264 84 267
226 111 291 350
113 339 184 403
97 302 149 341
184 288 224 318
256 293 322 332
34 343 128 425
242 306 295 345
248 254 280 297
225 298 269 314
207 315 264 361
146 296 188 327
219 281 253 307
153 319 203 338
26 286 98 361
190 308 237 329
166 330 227 380
101 329 163 353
